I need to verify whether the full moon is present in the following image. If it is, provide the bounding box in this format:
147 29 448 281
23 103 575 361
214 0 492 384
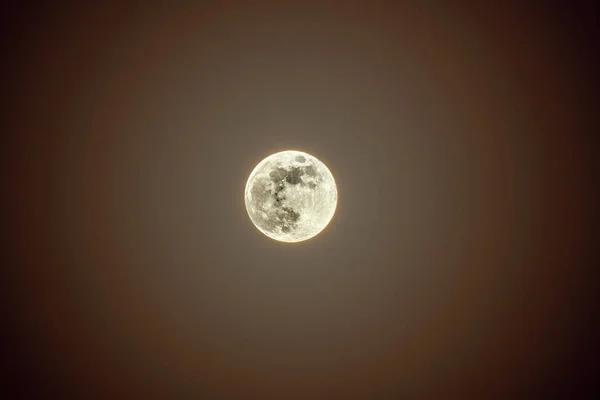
245 150 338 243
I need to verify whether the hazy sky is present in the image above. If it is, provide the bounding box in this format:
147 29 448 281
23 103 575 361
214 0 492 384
4 2 599 398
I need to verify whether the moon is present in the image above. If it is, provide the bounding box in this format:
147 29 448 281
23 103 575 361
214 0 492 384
245 150 338 243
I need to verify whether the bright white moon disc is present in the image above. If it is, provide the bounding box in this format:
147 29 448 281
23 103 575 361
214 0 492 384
245 150 337 243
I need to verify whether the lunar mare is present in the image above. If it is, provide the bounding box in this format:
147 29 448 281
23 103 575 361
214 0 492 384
245 150 338 243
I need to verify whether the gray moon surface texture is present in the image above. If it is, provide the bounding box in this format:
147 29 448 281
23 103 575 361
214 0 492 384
245 150 338 243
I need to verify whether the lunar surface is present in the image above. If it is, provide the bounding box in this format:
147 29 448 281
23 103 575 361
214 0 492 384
245 150 338 243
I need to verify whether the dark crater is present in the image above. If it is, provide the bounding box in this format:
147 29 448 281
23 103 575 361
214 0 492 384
285 167 304 185
274 182 285 193
270 166 306 186
272 182 286 207
303 165 317 177
281 207 300 222
269 168 288 182
273 207 300 233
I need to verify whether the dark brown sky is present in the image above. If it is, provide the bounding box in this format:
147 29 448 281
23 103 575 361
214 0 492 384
4 2 599 398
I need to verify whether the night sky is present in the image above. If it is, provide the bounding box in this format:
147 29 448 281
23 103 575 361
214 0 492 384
4 2 599 398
